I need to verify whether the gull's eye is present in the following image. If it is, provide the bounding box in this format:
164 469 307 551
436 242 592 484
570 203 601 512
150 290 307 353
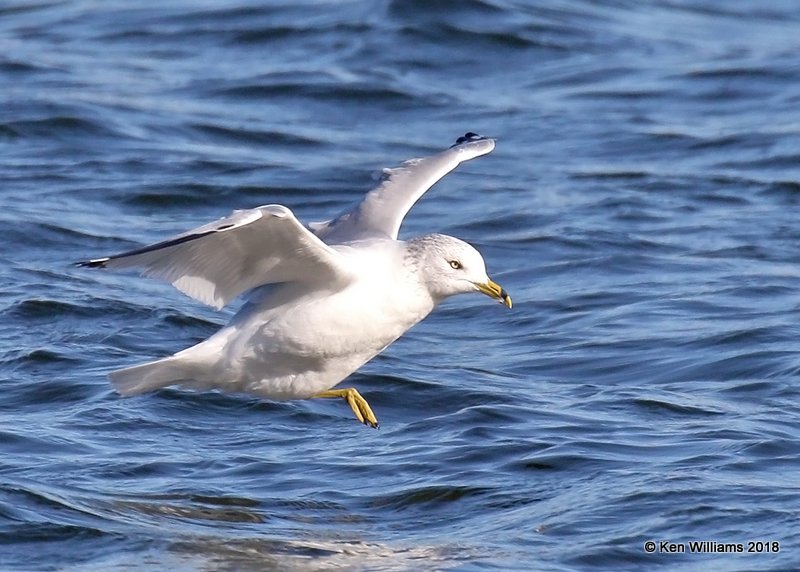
449 260 462 270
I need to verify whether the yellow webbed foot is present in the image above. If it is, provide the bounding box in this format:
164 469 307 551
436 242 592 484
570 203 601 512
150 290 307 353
313 388 379 428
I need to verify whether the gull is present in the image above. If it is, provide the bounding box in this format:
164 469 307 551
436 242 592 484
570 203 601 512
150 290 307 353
78 132 511 428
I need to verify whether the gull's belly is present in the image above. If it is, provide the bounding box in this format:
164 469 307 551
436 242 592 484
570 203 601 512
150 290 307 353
218 281 432 399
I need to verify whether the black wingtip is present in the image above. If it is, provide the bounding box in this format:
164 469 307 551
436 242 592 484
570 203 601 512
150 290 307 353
451 132 487 147
75 258 109 268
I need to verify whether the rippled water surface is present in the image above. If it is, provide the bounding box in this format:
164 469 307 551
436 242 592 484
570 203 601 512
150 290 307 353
3 1 800 570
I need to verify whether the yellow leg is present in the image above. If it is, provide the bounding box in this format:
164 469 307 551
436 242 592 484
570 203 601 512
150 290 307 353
313 388 379 428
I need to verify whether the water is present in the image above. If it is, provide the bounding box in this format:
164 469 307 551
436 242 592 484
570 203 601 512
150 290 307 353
2 1 800 570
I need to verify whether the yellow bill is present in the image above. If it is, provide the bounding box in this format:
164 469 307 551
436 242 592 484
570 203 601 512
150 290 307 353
476 279 512 309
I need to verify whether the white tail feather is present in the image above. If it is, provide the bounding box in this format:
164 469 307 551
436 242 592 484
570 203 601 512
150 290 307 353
109 356 196 396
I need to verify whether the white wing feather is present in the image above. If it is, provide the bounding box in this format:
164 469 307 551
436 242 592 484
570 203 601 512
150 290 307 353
311 134 495 242
79 205 350 309
80 134 493 307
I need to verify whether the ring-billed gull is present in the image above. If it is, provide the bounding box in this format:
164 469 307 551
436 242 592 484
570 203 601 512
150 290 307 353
78 132 511 427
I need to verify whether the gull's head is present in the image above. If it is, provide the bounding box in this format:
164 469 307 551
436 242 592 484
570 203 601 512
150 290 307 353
407 234 512 309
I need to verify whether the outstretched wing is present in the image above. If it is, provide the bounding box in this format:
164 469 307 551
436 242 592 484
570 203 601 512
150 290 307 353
77 205 350 309
310 132 495 242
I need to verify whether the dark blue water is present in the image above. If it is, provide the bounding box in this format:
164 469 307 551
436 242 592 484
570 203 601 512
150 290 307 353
3 1 800 570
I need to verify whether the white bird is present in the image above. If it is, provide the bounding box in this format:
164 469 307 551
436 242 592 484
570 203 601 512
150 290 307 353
78 133 511 427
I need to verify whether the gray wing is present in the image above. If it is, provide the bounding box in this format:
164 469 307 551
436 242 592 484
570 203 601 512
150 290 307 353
77 205 351 309
310 132 496 242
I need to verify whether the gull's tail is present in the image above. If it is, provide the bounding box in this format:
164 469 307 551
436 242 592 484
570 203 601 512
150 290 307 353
109 355 198 396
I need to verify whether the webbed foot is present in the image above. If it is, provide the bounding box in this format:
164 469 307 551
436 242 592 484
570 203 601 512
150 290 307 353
312 388 379 428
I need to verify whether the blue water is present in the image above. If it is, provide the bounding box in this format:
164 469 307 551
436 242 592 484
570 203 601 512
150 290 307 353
3 1 800 570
